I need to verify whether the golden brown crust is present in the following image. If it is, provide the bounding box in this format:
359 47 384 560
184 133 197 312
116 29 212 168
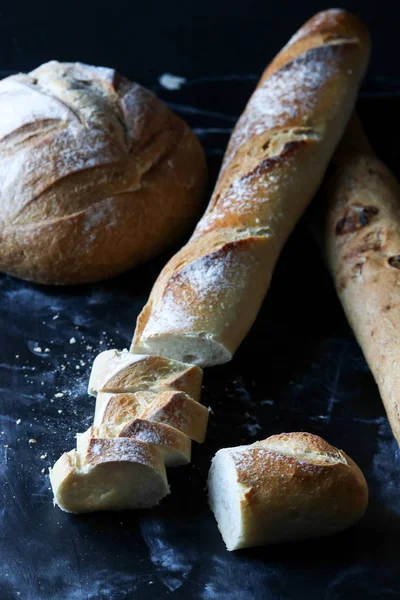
96 390 209 443
209 432 368 548
0 61 207 285
321 115 400 443
132 9 371 366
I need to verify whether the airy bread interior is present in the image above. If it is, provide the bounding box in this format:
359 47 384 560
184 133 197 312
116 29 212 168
132 334 232 368
208 450 248 551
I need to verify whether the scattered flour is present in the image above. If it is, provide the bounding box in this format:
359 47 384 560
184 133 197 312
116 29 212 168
159 73 187 90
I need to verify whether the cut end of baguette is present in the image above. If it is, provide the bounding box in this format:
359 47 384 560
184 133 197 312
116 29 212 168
208 433 368 550
50 438 169 513
208 449 248 551
131 333 232 368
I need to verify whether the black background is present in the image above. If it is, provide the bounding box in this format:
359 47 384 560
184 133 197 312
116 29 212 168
1 1 400 599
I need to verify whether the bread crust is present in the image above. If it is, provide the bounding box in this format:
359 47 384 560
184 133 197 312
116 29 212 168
95 390 209 443
88 349 203 401
208 432 368 549
131 9 371 367
321 115 400 443
0 61 207 284
50 438 169 513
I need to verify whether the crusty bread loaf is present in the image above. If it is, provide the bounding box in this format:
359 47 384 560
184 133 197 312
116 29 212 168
131 9 370 367
94 390 209 443
319 115 400 443
88 349 203 401
50 437 169 513
208 432 368 550
0 61 206 285
81 420 192 467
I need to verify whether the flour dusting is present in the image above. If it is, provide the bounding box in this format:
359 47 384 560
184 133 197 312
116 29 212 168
159 73 187 90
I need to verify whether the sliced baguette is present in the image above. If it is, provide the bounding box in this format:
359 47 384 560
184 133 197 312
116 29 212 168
208 432 368 550
50 437 169 513
95 390 209 443
80 421 191 467
93 391 152 427
88 349 203 401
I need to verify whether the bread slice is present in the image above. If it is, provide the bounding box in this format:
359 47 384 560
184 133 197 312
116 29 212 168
93 391 152 427
208 432 368 550
88 349 203 401
95 390 209 443
50 436 169 513
80 421 191 467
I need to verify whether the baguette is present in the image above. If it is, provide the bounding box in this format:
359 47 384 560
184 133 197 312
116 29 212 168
79 422 191 467
208 432 368 550
50 437 169 513
319 115 400 443
88 349 203 401
94 390 209 443
131 9 370 367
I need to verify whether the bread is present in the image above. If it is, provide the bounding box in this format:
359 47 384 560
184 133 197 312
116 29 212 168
131 9 370 367
0 60 206 285
94 390 209 443
50 349 207 511
88 349 203 401
81 421 192 467
50 437 169 513
319 115 400 443
208 432 368 550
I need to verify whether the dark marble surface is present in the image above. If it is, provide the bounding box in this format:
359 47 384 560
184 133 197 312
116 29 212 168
1 3 400 598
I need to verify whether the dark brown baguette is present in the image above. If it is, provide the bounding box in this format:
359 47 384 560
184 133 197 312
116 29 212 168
320 114 400 443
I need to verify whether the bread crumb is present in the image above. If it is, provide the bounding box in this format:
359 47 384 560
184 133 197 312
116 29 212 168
54 392 64 398
16 419 21 425
61 365 66 371
52 314 59 320
45 348 50 353
4 444 8 448
33 347 42 353
159 73 187 90
15 354 19 358
41 468 46 474
208 406 214 414
86 345 93 350
40 453 47 459
75 365 80 370
29 439 36 444
58 410 63 414
69 337 76 344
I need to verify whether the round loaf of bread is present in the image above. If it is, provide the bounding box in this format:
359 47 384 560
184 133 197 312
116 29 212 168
208 432 368 550
0 61 207 284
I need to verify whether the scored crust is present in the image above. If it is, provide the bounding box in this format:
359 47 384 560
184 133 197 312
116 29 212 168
0 61 206 285
131 8 371 367
208 432 368 550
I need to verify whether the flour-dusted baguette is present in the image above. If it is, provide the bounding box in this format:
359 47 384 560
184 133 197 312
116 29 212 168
0 61 206 285
208 433 368 550
320 115 400 443
50 437 169 513
78 419 192 467
88 349 203 401
81 421 192 467
94 390 209 443
131 9 371 367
